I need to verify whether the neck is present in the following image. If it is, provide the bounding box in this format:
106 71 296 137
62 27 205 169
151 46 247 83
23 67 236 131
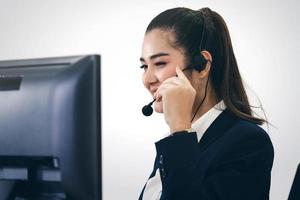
191 86 219 124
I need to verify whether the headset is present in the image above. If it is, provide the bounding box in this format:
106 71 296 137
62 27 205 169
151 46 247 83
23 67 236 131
142 10 209 117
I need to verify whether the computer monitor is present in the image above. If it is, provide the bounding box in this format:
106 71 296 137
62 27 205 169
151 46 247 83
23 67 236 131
0 55 101 200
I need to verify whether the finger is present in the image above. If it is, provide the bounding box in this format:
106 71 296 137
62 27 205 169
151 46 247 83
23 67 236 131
155 83 174 98
161 76 182 85
155 81 179 101
176 66 189 83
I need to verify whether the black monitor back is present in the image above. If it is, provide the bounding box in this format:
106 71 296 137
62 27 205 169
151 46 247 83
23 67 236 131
0 55 101 200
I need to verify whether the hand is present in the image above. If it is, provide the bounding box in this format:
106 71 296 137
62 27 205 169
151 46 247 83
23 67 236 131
155 67 196 133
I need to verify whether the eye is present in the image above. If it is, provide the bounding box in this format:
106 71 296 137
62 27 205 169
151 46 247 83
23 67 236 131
155 61 167 67
140 64 148 70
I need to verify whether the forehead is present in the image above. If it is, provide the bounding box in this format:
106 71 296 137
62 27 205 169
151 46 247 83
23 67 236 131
143 29 174 48
141 29 178 59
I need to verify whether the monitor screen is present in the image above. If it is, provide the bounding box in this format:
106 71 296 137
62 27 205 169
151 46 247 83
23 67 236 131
0 55 101 200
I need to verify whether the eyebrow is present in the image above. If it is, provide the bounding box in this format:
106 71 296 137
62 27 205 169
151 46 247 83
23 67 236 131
140 52 170 62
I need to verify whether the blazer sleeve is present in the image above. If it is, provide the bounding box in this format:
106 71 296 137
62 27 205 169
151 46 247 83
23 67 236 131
155 125 274 200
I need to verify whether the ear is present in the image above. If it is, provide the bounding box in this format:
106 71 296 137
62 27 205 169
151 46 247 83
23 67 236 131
201 50 212 62
198 50 212 78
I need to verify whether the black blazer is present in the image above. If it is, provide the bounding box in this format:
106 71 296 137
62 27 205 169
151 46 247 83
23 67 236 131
139 109 274 200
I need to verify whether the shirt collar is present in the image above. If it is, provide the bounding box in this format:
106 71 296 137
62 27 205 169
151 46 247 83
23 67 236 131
192 100 226 142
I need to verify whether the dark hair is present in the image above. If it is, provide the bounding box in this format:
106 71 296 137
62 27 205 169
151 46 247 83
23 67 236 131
146 7 267 125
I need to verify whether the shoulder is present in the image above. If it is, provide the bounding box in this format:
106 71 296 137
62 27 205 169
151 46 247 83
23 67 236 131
227 118 272 146
215 117 274 162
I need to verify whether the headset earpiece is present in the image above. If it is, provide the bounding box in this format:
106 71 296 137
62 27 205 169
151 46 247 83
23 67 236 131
192 54 207 72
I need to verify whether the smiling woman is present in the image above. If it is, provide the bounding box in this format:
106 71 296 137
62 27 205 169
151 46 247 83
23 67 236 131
138 7 274 200
140 29 190 115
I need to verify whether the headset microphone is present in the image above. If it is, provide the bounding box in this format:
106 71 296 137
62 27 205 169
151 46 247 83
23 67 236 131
142 98 156 116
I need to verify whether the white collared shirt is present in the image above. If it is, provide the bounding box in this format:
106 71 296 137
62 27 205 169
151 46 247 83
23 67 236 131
142 100 226 200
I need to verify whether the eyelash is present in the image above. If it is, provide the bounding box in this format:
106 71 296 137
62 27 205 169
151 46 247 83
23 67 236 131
140 64 147 69
155 62 167 67
140 62 167 69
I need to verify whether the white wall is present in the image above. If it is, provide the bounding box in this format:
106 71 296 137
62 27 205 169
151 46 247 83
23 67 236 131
0 0 299 199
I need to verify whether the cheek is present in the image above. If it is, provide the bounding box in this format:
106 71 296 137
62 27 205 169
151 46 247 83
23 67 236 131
156 67 177 82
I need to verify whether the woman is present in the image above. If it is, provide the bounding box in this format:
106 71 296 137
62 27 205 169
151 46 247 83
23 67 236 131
139 7 274 200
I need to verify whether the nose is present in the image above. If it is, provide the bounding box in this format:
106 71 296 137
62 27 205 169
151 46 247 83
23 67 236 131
143 67 158 88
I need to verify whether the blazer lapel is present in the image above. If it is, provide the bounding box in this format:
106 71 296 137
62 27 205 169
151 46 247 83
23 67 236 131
198 109 237 153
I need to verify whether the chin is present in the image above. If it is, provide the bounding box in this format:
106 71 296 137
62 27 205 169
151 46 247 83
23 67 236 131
154 101 163 113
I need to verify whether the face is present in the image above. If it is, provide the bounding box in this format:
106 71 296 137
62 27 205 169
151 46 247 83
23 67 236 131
140 29 187 113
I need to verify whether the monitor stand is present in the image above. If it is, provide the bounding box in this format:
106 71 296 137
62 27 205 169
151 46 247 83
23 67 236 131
8 179 66 200
0 156 66 200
